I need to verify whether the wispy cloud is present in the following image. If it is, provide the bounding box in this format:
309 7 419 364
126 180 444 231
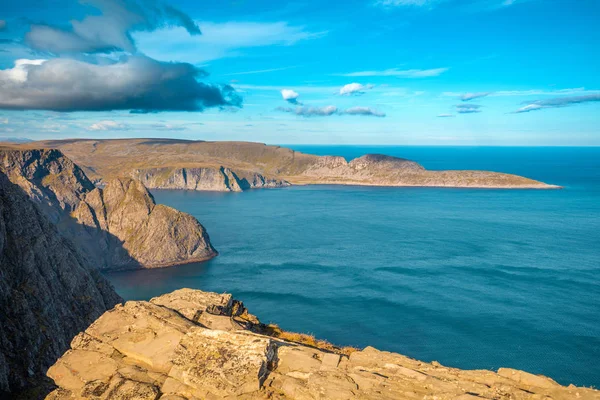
456 104 482 113
337 67 448 78
460 92 492 101
135 22 327 63
88 120 130 131
437 113 455 117
339 83 374 95
344 107 385 117
443 88 596 98
376 0 437 7
276 105 385 117
376 0 538 10
220 66 297 76
276 105 338 117
513 94 600 113
281 89 301 104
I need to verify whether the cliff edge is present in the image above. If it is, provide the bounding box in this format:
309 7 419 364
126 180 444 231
0 172 122 394
0 149 217 270
46 289 598 400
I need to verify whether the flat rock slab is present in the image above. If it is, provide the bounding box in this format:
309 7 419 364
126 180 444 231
45 289 600 400
166 329 275 398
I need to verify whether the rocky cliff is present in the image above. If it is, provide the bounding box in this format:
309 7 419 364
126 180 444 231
46 289 598 400
0 149 217 270
2 139 559 189
0 172 122 395
130 166 290 192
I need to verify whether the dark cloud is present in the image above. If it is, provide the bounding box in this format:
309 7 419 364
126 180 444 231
276 105 385 117
0 56 242 112
460 92 491 101
455 104 482 114
0 20 6 31
514 94 600 113
25 0 200 54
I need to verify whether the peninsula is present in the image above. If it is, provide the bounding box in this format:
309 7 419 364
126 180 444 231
1 139 560 190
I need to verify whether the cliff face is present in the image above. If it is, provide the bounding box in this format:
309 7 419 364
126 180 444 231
0 149 217 270
0 172 122 394
130 166 290 192
3 139 559 189
46 289 598 400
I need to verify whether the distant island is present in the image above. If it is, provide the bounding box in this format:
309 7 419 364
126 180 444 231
1 139 560 190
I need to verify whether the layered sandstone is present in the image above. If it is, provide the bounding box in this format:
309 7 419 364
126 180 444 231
46 289 598 400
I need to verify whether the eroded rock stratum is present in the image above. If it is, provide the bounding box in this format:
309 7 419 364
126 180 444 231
47 289 599 400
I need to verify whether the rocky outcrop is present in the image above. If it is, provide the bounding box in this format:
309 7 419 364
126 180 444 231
130 166 290 192
4 139 559 189
46 289 599 400
0 149 217 270
0 172 122 395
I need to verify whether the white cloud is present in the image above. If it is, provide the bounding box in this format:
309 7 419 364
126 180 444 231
88 120 131 131
339 83 374 96
437 113 455 117
337 67 448 78
0 59 47 83
281 89 300 104
135 21 327 63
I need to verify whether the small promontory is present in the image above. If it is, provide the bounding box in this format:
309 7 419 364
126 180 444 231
0 148 217 270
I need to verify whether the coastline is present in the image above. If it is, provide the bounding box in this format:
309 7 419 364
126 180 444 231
281 178 562 190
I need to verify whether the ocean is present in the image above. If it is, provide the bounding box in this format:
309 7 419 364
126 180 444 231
105 146 600 387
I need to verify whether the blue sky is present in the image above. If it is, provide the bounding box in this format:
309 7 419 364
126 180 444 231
0 0 599 145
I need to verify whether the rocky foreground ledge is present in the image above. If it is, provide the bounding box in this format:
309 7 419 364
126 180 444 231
46 289 598 400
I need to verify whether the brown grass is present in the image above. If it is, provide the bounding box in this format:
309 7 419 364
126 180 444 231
256 323 359 356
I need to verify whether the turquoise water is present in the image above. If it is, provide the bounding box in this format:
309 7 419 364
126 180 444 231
106 146 600 387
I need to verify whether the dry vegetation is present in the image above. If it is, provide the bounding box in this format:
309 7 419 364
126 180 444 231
256 323 359 356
